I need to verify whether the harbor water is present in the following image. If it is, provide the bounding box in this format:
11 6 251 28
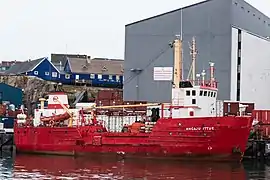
0 153 268 179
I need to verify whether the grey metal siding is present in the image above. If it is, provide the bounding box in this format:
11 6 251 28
232 0 270 38
124 0 232 102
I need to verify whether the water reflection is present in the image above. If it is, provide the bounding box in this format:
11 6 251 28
243 160 270 180
12 154 247 180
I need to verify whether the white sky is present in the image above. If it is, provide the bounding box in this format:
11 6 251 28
0 0 269 61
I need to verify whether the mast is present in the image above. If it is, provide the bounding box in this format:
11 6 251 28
173 36 183 88
191 37 197 83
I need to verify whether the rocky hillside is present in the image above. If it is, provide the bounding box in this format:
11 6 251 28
0 75 118 114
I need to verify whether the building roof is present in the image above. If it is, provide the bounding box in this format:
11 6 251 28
67 57 124 75
4 57 46 75
125 0 212 26
0 61 23 67
51 53 91 65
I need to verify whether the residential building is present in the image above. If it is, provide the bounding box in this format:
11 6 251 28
5 57 60 82
0 61 23 73
62 56 124 88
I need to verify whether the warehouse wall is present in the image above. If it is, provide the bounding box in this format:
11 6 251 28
124 0 232 102
240 30 270 109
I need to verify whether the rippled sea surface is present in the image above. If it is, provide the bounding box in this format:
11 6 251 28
0 152 269 179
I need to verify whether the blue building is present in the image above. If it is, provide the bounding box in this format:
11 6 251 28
52 54 124 88
5 57 61 82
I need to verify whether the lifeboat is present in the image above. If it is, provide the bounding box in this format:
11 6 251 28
40 112 70 122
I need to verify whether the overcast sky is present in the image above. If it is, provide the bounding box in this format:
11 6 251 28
0 0 269 61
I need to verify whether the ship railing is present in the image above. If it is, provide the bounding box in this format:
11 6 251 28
187 80 218 89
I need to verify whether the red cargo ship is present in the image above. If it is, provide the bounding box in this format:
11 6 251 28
14 37 253 162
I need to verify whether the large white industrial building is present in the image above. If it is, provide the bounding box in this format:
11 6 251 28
124 0 270 109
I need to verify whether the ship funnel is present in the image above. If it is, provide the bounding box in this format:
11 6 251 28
209 62 215 87
173 35 183 88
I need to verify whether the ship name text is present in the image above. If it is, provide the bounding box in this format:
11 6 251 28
185 127 215 131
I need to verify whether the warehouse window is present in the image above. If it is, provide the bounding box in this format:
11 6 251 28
45 72 49 76
34 71 38 75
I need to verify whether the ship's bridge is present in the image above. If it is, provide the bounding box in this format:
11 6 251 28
170 80 218 118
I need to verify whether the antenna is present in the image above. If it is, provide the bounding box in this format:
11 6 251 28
65 44 68 55
180 8 183 41
180 8 184 80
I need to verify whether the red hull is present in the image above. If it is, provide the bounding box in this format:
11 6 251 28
14 116 252 162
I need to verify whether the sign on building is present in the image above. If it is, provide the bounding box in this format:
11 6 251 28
153 67 173 81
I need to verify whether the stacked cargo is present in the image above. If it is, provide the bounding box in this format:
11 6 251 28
252 110 270 138
96 89 123 106
223 101 254 116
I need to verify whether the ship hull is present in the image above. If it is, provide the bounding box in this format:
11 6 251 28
14 116 252 162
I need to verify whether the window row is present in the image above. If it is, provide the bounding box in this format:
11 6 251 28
33 71 121 81
34 71 58 77
199 90 216 98
66 74 121 80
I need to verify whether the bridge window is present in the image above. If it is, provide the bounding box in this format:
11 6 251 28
199 90 203 96
213 92 216 97
208 91 211 97
192 90 196 96
186 90 190 96
211 91 213 97
192 99 196 104
203 91 207 96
